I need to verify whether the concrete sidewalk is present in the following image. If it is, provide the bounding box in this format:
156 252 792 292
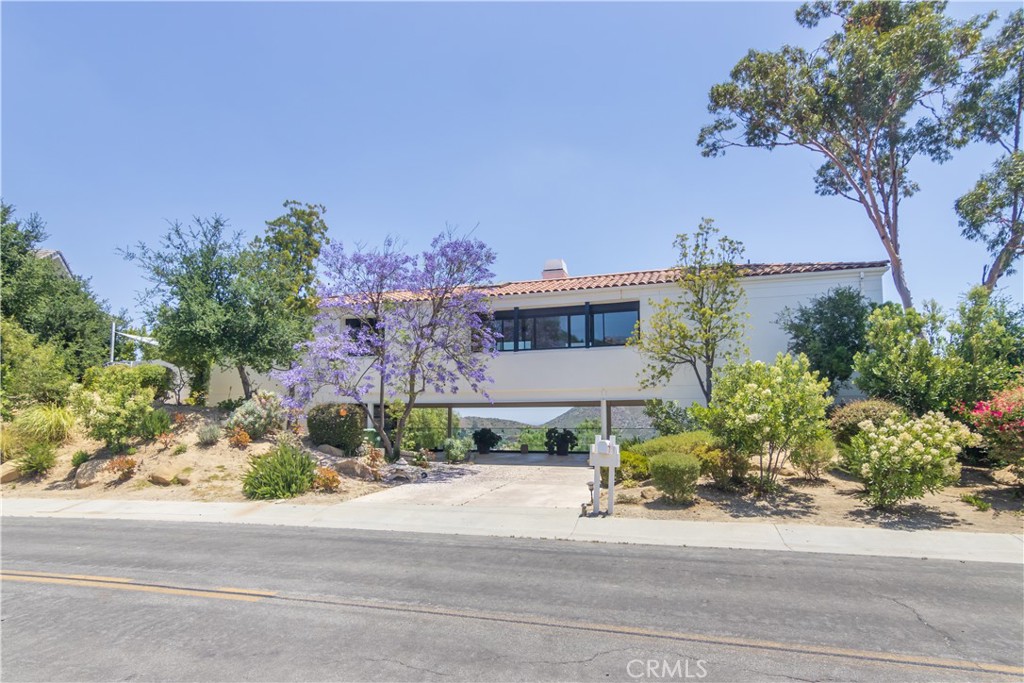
3 497 1021 564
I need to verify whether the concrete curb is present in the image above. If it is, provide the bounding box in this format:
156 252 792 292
2 497 1021 564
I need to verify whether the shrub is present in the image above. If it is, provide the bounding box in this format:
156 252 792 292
83 364 172 400
960 493 992 512
312 466 342 492
16 442 57 476
196 422 221 447
173 412 187 427
359 441 386 481
306 403 365 453
14 404 76 444
224 392 285 440
71 450 91 468
106 455 138 481
841 412 979 509
399 407 450 451
228 426 251 449
140 409 173 441
217 397 245 413
412 450 431 468
601 450 651 486
632 431 714 459
790 435 837 480
173 444 188 455
958 385 1024 471
649 452 701 504
442 437 469 463
472 428 501 453
0 426 23 463
0 318 72 418
829 399 907 446
693 353 832 493
71 369 155 451
242 441 316 499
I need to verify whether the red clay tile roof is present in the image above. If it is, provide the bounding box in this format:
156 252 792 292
332 261 888 303
479 261 889 298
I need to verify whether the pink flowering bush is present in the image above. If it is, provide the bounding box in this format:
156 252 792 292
959 385 1024 472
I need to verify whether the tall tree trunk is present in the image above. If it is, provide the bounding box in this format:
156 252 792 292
236 364 252 400
982 197 1022 291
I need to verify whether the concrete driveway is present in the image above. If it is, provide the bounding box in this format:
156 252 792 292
347 452 593 509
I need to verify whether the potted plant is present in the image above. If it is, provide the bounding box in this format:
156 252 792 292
472 428 501 454
546 428 578 456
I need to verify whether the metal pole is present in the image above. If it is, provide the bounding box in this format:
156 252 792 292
109 321 116 364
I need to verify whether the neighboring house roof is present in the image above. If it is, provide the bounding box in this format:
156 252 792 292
338 261 889 304
480 261 890 298
34 249 73 277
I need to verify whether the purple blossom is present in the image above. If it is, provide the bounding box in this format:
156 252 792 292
272 229 499 457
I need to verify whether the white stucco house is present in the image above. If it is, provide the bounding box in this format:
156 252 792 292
207 258 888 436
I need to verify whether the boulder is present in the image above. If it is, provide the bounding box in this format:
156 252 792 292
175 471 191 485
1 461 22 484
989 466 1022 487
640 486 658 501
317 444 346 458
75 458 110 488
389 470 412 483
149 464 178 486
334 458 373 480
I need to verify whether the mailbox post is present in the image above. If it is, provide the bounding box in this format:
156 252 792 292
589 436 620 516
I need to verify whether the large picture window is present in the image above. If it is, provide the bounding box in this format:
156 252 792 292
490 302 638 352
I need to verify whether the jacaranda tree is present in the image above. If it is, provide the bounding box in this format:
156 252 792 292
275 231 498 460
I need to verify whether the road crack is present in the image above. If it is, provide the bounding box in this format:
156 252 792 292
882 595 959 647
364 657 449 678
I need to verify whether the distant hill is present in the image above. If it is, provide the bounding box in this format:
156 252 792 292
459 416 533 432
543 406 655 441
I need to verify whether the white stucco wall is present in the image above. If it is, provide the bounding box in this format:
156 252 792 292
207 266 886 408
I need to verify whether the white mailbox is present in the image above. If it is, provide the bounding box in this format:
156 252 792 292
589 437 621 469
589 436 620 516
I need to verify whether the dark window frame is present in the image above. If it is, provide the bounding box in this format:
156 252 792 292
490 301 639 352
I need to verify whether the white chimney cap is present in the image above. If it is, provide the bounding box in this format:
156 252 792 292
542 259 569 279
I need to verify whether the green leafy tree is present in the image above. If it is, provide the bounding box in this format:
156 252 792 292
693 352 832 493
854 291 1022 414
853 303 959 415
775 286 874 394
1 203 126 376
699 2 987 309
946 286 1023 407
642 399 693 436
949 10 1023 290
0 318 72 418
124 204 327 400
628 218 748 405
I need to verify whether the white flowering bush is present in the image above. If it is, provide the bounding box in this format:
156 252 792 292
693 353 832 493
841 412 979 509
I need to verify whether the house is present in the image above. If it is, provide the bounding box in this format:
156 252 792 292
206 258 888 436
34 249 73 277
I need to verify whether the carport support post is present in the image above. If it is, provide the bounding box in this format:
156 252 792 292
446 407 453 439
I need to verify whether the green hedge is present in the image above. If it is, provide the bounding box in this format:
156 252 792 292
83 364 172 399
650 452 701 504
601 450 650 486
307 403 365 454
829 399 907 446
242 441 316 500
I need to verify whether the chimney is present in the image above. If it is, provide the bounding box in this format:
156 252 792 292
542 258 569 280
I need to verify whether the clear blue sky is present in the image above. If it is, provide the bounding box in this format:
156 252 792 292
4 1 1021 321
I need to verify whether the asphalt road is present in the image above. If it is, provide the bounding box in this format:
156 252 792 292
1 518 1021 682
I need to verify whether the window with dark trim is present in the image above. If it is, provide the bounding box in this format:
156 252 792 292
489 302 638 351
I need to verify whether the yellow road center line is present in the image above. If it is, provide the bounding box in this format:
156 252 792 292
2 570 1020 677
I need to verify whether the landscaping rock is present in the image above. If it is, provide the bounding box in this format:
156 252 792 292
640 486 658 500
389 470 412 483
988 466 1022 486
1 461 22 484
317 444 346 458
334 458 373 480
75 458 109 488
149 464 178 486
175 471 191 485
